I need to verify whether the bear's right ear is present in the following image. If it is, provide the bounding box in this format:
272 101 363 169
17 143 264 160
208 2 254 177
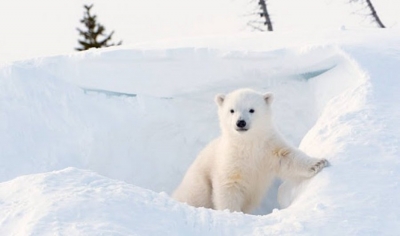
215 94 225 107
263 93 274 105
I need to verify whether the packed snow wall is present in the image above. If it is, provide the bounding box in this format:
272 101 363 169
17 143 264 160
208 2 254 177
0 46 364 215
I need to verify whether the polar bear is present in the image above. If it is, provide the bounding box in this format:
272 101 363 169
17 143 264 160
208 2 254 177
172 88 328 213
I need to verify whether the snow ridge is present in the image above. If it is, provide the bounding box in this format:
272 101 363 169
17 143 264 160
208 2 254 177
1 30 400 235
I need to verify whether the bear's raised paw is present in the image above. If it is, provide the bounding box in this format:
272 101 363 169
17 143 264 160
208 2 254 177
309 159 329 176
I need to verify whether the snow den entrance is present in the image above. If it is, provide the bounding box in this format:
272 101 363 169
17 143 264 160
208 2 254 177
1 47 361 215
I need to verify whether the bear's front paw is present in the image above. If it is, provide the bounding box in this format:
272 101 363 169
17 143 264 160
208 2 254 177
308 159 329 176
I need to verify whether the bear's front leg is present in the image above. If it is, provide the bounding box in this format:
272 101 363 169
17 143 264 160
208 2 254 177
277 147 329 180
212 181 245 212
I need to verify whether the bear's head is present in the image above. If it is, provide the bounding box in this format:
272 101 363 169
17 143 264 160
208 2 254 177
215 88 274 137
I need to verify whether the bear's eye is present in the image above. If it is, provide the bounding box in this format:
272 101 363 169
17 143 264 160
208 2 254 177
249 109 255 113
230 109 234 114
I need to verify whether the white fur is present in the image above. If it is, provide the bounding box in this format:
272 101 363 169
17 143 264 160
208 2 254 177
172 88 328 213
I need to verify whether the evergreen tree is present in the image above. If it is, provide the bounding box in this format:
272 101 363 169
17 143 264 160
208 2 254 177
350 0 385 28
76 4 122 51
258 0 273 31
248 0 273 32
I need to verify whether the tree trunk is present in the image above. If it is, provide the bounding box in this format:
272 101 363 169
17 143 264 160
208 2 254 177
259 0 273 31
365 0 385 28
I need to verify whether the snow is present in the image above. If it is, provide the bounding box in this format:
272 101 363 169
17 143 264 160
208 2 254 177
1 29 400 235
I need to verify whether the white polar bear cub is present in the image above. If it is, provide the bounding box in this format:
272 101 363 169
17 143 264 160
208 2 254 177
173 88 328 213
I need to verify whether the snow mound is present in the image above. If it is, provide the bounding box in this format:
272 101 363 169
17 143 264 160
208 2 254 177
1 30 400 235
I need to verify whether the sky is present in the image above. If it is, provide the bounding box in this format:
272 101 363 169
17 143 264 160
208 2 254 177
0 0 399 63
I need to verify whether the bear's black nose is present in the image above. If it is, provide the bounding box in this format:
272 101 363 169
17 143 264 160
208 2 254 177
236 120 246 128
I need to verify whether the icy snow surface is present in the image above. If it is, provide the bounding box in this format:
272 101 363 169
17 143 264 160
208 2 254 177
1 29 400 235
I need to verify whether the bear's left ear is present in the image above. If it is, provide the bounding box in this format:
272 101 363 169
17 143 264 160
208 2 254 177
215 94 225 107
263 93 274 105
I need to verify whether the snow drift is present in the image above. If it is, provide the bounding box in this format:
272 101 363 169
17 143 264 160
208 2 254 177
1 29 400 235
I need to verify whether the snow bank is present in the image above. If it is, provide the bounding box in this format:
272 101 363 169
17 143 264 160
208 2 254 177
1 45 343 194
1 29 400 235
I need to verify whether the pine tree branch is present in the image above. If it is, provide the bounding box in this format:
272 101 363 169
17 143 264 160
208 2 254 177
247 21 265 32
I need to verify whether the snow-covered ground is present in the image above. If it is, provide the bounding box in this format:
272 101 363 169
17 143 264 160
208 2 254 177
1 29 400 235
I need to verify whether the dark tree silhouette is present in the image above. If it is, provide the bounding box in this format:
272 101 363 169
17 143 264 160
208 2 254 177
351 0 385 28
248 0 273 32
76 4 122 51
259 0 273 31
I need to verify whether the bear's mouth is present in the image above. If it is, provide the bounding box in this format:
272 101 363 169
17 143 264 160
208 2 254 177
236 128 248 132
